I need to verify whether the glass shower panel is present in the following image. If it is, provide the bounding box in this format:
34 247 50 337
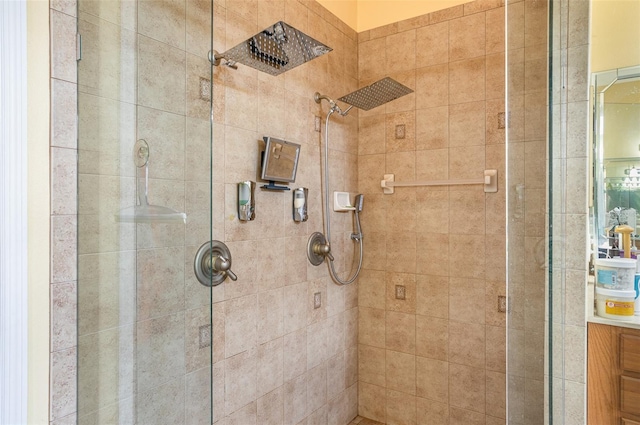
506 0 550 424
77 1 214 423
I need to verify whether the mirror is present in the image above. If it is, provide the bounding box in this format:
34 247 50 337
260 136 301 188
593 65 640 257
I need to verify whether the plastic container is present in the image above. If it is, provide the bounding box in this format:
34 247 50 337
595 287 636 320
635 274 640 316
595 258 637 290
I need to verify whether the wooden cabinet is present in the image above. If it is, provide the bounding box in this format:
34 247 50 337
588 323 640 424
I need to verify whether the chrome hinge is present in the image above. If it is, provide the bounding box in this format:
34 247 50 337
76 33 82 61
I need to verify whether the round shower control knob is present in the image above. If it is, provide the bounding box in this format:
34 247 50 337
194 240 237 287
307 232 332 266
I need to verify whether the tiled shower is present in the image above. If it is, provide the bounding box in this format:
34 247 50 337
47 0 589 424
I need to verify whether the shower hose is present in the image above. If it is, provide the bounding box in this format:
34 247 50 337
321 108 364 285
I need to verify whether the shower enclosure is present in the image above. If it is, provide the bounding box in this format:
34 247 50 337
73 0 581 423
76 1 216 422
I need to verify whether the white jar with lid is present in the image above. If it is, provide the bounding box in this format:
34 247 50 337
595 287 636 320
595 258 637 290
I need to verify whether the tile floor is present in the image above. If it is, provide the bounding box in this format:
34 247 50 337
349 416 385 425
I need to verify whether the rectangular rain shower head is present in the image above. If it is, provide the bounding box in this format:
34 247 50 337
338 77 414 110
215 21 332 76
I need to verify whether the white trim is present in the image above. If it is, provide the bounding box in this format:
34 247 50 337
0 1 28 424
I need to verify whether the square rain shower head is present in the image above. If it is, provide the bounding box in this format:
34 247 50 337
220 21 332 76
338 77 414 111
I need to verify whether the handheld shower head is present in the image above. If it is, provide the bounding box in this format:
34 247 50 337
355 194 364 213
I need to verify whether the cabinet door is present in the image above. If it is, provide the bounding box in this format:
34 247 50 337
621 376 640 417
621 335 640 374
623 419 640 425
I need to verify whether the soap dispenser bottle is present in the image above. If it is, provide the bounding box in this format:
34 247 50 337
238 181 255 221
293 187 308 222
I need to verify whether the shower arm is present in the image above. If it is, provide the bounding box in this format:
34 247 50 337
314 92 352 116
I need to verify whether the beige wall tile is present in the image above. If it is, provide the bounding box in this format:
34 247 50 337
448 234 485 279
359 344 386 386
416 356 448 403
449 101 486 147
416 397 449 425
284 373 308 425
138 35 186 114
257 287 284 344
416 274 449 318
358 382 387 422
359 115 386 155
51 347 77 420
137 313 185 392
415 150 449 183
327 353 346 400
386 30 417 74
416 64 449 109
416 21 449 68
486 371 506 419
284 328 307 382
449 12 486 61
51 79 77 149
449 145 486 180
185 305 212 373
448 321 485 368
137 378 184 424
416 233 450 277
225 347 257 415
386 350 416 395
138 0 186 49
51 10 77 83
327 313 345 359
359 269 386 310
227 401 257 425
225 294 257 357
78 251 135 336
416 106 449 150
486 325 506 373
415 316 448 361
307 319 328 370
449 190 486 235
51 147 77 216
359 307 385 348
386 389 417 425
449 277 486 324
257 338 284 397
385 311 416 354
385 231 417 273
449 57 486 105
51 215 77 283
78 13 136 102
185 366 213 424
308 362 328 414
449 407 485 425
449 363 485 413
486 7 505 54
430 4 464 23
186 0 212 56
359 37 387 81
358 154 386 194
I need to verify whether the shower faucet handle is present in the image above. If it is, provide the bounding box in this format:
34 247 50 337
194 240 237 286
212 255 237 281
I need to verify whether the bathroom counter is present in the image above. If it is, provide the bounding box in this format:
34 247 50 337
587 277 640 330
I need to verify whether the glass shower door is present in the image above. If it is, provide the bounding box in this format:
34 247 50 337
76 1 215 422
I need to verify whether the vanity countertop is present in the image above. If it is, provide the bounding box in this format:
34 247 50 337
587 277 640 330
